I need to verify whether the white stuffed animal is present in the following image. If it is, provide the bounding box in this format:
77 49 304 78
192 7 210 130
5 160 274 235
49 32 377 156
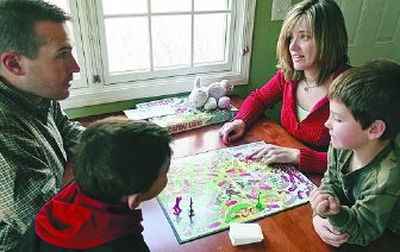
207 79 233 109
188 76 233 110
188 76 208 108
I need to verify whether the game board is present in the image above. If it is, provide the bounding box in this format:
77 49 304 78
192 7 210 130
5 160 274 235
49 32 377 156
157 141 315 243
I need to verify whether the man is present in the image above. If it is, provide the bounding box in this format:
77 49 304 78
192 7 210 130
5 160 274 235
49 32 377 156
0 0 85 250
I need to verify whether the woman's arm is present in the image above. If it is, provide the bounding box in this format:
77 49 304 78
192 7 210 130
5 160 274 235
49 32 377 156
235 70 286 125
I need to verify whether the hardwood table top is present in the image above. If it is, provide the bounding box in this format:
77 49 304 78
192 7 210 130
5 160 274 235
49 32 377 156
140 117 331 252
75 97 399 252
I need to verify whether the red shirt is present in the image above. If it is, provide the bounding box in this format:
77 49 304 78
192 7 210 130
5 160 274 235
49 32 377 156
35 182 144 249
236 65 350 174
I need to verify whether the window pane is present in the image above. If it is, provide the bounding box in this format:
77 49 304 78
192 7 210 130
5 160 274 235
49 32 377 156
45 0 70 12
151 0 191 13
194 0 229 11
102 0 147 15
152 15 191 69
194 13 229 64
105 17 150 73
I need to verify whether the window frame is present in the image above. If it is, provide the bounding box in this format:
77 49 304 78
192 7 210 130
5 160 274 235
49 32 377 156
60 0 256 109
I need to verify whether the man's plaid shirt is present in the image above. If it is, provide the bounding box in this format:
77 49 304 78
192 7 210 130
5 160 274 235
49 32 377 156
0 78 85 251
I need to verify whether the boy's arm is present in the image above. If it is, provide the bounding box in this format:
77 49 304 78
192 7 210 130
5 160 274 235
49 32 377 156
309 146 350 246
317 146 344 205
326 150 400 247
327 190 399 246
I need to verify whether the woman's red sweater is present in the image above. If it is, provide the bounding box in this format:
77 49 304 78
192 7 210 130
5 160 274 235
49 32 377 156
236 65 350 174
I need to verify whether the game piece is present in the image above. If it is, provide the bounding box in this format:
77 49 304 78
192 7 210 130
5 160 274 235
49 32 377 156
173 196 182 215
188 197 195 218
255 192 264 211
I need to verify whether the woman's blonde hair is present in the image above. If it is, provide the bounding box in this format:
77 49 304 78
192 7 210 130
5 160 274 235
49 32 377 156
276 0 348 83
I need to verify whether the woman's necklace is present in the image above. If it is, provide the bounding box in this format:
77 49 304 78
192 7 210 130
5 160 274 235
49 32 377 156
304 79 317 92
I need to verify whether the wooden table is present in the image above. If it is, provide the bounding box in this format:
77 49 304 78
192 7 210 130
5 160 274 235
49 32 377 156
140 118 330 252
76 98 399 252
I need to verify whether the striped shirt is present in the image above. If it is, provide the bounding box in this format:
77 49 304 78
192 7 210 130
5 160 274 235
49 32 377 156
0 78 85 251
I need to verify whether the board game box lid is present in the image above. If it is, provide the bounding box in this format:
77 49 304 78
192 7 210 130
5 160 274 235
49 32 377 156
123 96 237 134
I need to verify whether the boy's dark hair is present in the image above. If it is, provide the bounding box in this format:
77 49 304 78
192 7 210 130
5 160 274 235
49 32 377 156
72 117 172 204
329 59 400 140
0 0 69 59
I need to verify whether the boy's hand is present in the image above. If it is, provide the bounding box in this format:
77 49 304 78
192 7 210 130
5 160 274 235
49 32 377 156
309 188 340 216
313 215 349 247
309 188 329 212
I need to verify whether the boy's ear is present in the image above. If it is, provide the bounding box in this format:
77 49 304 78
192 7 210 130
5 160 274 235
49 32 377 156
367 120 386 140
127 193 142 210
0 52 25 76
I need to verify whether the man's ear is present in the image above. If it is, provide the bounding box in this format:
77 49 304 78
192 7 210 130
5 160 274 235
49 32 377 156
0 52 25 76
127 193 142 210
367 120 386 140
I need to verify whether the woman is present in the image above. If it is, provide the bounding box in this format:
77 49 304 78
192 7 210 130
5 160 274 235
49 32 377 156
219 0 349 174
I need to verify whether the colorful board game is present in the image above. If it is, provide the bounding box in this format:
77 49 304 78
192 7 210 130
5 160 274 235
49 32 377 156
123 96 237 134
157 141 315 243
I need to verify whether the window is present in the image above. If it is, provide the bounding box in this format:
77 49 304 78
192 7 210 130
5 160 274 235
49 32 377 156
46 0 256 109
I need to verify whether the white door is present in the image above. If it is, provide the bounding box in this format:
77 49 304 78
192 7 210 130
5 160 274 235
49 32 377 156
336 0 400 65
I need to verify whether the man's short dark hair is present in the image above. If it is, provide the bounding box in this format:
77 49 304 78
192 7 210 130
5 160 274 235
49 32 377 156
329 59 400 140
0 0 70 59
72 118 172 204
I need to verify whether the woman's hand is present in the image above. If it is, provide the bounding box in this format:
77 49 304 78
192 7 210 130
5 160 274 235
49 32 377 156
219 119 246 144
247 144 300 165
312 215 349 247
